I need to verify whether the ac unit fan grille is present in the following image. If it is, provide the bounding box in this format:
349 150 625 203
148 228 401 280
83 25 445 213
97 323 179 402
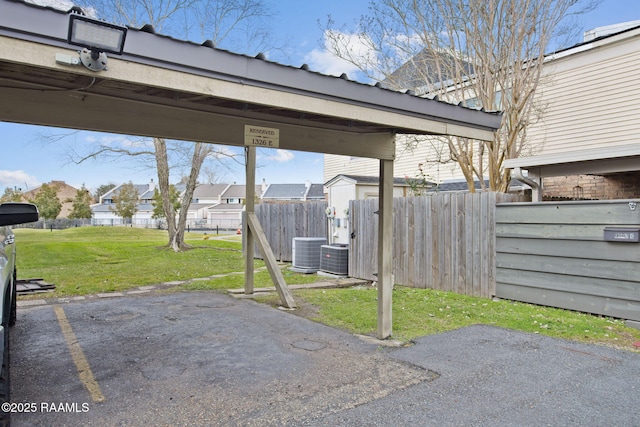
319 244 348 276
292 237 326 272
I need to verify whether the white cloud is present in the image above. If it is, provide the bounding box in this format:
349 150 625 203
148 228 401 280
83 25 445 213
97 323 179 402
264 149 294 163
305 48 362 78
304 30 377 79
0 170 40 191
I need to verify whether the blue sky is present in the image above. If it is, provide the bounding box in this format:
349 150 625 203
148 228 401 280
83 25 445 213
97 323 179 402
2 0 640 194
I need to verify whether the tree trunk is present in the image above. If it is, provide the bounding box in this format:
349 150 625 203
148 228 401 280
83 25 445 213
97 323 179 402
171 142 211 252
171 226 185 252
153 138 178 246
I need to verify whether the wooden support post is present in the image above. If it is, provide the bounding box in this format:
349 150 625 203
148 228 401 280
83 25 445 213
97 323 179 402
377 158 394 339
247 213 297 309
243 145 295 308
244 146 255 295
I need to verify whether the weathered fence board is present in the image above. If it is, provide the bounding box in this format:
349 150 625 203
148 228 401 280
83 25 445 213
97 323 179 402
497 252 639 283
496 223 615 240
495 200 640 224
349 192 524 298
495 200 640 321
496 237 638 262
253 201 328 262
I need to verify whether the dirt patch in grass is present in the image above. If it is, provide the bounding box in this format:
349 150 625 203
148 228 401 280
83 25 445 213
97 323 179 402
254 292 321 321
287 297 321 320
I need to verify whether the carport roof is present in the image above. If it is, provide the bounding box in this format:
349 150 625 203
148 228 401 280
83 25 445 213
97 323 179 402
0 0 502 158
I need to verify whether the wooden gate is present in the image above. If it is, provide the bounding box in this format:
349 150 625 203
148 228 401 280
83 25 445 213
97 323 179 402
349 192 523 297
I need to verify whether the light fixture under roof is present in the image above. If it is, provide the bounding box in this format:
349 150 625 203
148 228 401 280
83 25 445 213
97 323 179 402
68 14 127 54
65 13 127 72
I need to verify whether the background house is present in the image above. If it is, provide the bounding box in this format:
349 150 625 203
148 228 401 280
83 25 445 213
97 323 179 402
191 184 230 204
261 182 325 202
504 22 640 200
206 203 243 230
325 22 640 202
188 183 231 226
92 180 159 226
91 181 251 228
22 180 80 218
91 181 321 229
204 184 261 229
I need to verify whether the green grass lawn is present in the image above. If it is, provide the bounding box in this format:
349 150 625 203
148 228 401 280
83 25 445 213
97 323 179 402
15 227 257 295
15 227 324 296
270 287 640 351
14 227 640 352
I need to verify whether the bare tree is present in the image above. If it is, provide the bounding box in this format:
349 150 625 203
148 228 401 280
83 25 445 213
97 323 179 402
69 0 273 250
325 0 598 192
153 138 224 251
80 0 274 52
68 135 236 249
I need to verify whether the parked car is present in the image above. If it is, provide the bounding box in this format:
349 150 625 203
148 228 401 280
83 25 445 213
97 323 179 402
0 203 38 425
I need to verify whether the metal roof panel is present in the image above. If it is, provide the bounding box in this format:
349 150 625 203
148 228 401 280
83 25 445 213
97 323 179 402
0 0 503 135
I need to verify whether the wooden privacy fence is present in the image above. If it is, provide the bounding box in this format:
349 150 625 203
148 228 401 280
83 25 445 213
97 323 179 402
253 201 328 262
349 192 524 298
495 200 640 321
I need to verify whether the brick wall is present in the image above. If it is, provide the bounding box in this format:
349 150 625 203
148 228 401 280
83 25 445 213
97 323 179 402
542 172 640 200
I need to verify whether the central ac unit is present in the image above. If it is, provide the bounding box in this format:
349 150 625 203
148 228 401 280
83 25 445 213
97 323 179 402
291 237 326 273
319 244 349 276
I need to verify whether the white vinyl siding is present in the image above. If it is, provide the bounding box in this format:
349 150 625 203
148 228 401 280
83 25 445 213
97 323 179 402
324 137 468 184
323 155 378 183
393 136 467 183
529 35 640 155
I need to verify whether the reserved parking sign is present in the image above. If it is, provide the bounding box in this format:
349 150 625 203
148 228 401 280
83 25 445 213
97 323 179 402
244 125 279 148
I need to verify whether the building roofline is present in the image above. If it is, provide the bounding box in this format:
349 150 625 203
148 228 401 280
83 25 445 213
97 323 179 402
545 22 640 61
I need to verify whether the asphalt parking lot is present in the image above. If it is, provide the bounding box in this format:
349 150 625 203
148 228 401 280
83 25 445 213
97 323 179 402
9 290 640 426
